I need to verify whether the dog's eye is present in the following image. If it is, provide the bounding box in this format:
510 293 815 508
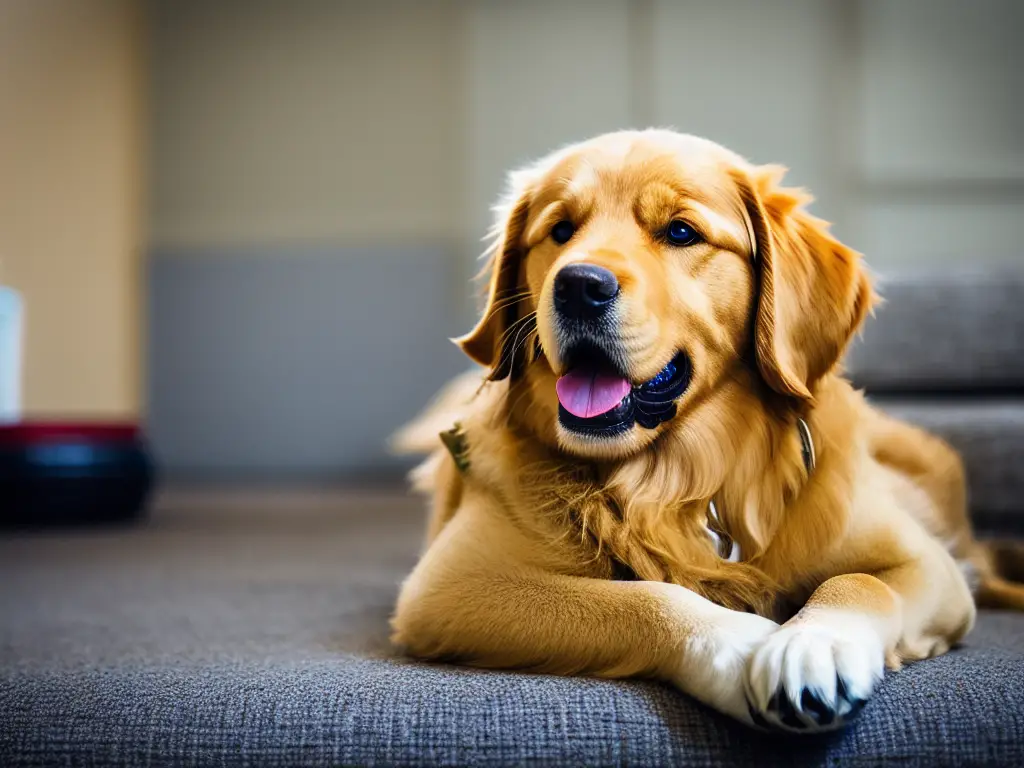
550 220 575 245
666 220 701 247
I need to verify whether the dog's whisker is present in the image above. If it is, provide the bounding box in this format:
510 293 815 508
494 313 537 375
496 310 537 350
472 294 531 337
479 291 532 326
507 323 536 364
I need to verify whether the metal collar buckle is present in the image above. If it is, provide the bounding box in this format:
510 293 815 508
705 417 815 562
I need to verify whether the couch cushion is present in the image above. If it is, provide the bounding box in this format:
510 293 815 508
845 270 1024 392
2 491 1023 767
872 397 1024 527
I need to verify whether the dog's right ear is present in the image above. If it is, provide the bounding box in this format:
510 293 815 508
732 165 875 401
453 175 535 381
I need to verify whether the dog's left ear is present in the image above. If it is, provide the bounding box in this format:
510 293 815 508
733 165 876 401
451 172 535 381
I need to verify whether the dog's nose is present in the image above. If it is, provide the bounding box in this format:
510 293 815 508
554 264 619 319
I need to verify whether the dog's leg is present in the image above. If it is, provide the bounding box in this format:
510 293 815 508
968 541 1024 610
977 575 1024 610
745 541 975 733
392 495 779 724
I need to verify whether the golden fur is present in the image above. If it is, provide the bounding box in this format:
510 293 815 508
389 130 1024 731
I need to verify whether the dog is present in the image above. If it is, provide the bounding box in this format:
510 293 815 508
389 129 1024 733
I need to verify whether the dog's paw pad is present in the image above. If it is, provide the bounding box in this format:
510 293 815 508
744 616 883 734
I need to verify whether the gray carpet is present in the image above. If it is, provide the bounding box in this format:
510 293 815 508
2 489 1023 766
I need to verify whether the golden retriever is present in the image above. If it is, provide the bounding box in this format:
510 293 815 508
389 130 1024 732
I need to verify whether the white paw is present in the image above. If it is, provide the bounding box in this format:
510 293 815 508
745 611 885 732
670 610 780 723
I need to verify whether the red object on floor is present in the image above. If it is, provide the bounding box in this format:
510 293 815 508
0 421 141 445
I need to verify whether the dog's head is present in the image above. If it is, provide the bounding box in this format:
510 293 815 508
457 130 873 460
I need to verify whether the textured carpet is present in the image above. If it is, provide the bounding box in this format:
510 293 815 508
2 489 1023 767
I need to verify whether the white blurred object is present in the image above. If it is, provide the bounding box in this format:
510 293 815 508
0 286 23 423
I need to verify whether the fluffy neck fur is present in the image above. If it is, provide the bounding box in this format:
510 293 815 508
490 362 818 618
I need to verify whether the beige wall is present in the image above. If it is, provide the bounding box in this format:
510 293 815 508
0 0 144 418
149 0 460 249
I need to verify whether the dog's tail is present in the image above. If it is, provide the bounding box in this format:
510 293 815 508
389 368 486 456
971 540 1024 611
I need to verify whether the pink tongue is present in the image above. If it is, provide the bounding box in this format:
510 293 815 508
556 369 631 419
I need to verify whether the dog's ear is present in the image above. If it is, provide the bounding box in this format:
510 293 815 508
453 176 534 381
733 165 876 400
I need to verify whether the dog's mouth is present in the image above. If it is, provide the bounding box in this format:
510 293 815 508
555 346 691 437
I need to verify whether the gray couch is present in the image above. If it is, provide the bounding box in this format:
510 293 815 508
2 271 1023 766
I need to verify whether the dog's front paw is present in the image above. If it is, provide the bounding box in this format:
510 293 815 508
670 610 780 724
744 612 885 733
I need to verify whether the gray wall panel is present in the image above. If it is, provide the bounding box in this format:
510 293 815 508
147 248 466 479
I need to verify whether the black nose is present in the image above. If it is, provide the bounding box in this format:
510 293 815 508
554 263 619 319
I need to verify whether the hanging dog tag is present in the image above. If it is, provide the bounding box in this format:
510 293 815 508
706 500 742 562
439 422 471 474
